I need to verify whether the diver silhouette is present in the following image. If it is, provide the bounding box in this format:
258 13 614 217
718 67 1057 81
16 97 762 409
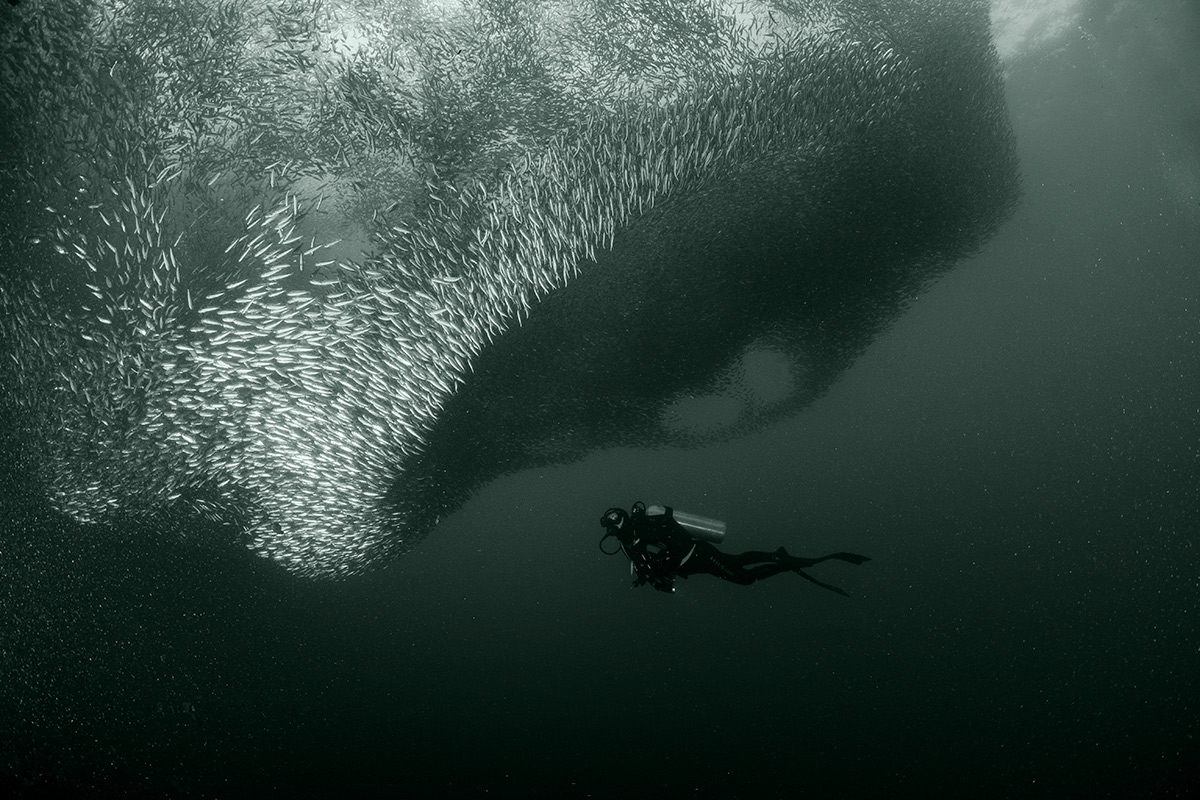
600 502 870 595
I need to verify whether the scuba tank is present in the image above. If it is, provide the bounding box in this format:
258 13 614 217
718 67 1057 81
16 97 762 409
646 504 726 544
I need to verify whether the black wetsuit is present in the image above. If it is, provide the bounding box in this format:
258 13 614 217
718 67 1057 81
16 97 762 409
607 504 869 595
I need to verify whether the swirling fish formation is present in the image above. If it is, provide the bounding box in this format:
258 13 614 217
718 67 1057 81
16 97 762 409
0 0 1018 577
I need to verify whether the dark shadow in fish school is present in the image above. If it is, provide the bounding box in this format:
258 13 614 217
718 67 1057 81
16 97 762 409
600 502 870 596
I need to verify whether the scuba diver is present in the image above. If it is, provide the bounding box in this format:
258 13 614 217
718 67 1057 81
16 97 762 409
600 502 870 595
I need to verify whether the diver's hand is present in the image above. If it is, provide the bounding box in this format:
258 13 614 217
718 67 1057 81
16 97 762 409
649 574 676 594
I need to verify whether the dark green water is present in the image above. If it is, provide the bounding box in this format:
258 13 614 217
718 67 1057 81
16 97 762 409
3 2 1199 798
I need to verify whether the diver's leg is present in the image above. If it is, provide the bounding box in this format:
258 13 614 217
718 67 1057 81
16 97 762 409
718 553 855 594
724 550 787 567
774 548 870 596
676 543 779 586
678 545 868 590
778 549 872 568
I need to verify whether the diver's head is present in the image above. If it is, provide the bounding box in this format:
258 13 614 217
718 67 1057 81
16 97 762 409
600 507 629 532
598 507 633 554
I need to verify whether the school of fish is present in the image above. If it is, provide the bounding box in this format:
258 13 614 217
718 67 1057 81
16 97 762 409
0 0 1017 577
